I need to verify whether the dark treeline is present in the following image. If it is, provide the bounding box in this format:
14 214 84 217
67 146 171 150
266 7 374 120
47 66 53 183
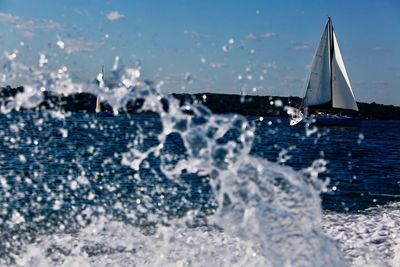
1 86 400 120
173 93 400 120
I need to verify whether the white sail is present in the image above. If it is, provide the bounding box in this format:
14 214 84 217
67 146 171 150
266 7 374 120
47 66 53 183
95 97 101 113
96 65 105 113
291 18 360 126
331 32 358 111
304 23 332 107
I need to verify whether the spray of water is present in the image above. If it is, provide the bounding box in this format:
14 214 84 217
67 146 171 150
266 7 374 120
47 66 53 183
0 52 347 266
323 202 400 267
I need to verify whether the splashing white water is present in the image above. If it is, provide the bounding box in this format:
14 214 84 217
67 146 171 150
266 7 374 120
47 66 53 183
0 52 397 266
323 203 400 267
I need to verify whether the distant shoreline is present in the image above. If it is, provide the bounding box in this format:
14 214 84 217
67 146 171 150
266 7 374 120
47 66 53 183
172 93 400 120
1 86 400 120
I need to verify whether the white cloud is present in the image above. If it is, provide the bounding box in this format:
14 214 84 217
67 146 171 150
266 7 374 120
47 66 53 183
56 38 103 54
73 8 89 17
22 31 35 38
293 43 310 51
106 11 125 21
263 62 278 70
370 46 384 52
183 30 210 38
372 80 388 85
0 12 19 24
260 32 278 38
245 32 278 40
0 12 61 30
245 33 257 40
210 62 226 69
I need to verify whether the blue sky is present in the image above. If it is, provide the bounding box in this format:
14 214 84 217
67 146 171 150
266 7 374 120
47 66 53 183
0 0 399 105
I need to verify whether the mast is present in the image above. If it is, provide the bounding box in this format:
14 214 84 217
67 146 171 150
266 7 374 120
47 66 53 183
328 17 334 108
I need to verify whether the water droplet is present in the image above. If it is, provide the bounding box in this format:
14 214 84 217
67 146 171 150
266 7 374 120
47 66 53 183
53 200 62 210
88 192 95 200
70 180 78 190
39 53 48 68
274 99 283 107
18 154 26 163
56 40 65 49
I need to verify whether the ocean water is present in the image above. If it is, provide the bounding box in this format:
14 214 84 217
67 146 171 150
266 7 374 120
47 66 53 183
0 57 400 266
252 118 400 211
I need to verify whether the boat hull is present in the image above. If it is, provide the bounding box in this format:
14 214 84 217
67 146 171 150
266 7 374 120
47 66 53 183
95 111 114 117
312 116 361 127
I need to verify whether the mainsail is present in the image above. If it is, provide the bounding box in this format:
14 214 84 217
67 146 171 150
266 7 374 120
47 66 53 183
304 18 358 111
304 22 332 107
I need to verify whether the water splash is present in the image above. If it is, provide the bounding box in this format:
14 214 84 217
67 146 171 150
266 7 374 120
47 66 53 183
323 203 400 266
0 53 354 266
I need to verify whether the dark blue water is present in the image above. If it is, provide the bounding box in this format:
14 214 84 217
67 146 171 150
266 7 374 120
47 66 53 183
0 111 399 263
252 117 400 211
1 112 398 213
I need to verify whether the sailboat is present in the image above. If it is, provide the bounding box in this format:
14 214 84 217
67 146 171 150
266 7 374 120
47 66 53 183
290 17 361 126
95 66 113 117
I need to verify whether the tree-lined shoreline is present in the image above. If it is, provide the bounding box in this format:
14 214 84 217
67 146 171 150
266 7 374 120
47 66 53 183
1 86 400 120
173 93 400 120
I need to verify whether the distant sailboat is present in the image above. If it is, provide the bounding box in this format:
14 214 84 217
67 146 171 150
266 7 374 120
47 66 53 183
290 17 360 126
96 65 113 117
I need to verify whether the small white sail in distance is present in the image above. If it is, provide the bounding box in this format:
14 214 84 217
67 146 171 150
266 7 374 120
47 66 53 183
95 97 101 113
95 66 105 113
